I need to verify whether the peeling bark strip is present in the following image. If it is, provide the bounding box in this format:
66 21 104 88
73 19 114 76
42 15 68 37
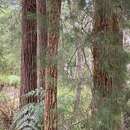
20 0 37 107
44 0 61 130
36 0 47 92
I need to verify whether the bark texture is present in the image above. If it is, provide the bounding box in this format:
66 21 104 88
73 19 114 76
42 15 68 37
92 0 126 129
36 0 47 92
20 0 37 107
44 0 61 130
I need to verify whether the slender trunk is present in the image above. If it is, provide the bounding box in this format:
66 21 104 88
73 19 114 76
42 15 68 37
36 0 47 98
73 46 84 114
73 82 82 114
20 0 37 107
92 0 127 129
68 0 84 116
44 0 61 130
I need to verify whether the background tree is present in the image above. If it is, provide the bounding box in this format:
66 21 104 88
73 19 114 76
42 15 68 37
92 0 127 129
68 0 87 118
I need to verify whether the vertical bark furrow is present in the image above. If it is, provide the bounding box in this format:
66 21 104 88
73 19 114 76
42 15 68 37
20 0 37 106
92 0 127 129
37 0 47 91
44 0 61 130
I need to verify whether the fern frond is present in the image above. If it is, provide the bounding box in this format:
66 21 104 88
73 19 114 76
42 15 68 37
11 102 44 130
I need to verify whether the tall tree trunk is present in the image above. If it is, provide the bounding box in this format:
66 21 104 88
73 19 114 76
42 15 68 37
44 0 61 130
92 0 127 129
36 0 47 99
20 0 37 107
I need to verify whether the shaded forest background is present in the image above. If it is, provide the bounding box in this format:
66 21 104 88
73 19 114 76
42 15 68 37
0 0 130 130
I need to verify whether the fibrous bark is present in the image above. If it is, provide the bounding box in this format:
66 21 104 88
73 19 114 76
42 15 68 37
36 0 47 93
20 0 37 107
92 0 127 129
44 0 61 130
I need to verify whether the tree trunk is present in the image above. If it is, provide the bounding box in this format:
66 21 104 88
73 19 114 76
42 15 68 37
20 0 37 107
73 44 84 115
36 0 47 99
92 0 127 129
68 0 85 116
73 80 82 115
44 0 61 130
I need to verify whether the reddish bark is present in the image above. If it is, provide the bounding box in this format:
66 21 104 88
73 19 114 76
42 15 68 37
92 2 121 97
44 0 61 130
36 0 47 92
92 1 125 129
20 0 37 107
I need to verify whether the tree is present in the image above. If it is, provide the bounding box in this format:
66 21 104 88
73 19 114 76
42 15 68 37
92 0 127 129
36 0 47 93
68 0 85 116
44 0 61 130
20 0 37 106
